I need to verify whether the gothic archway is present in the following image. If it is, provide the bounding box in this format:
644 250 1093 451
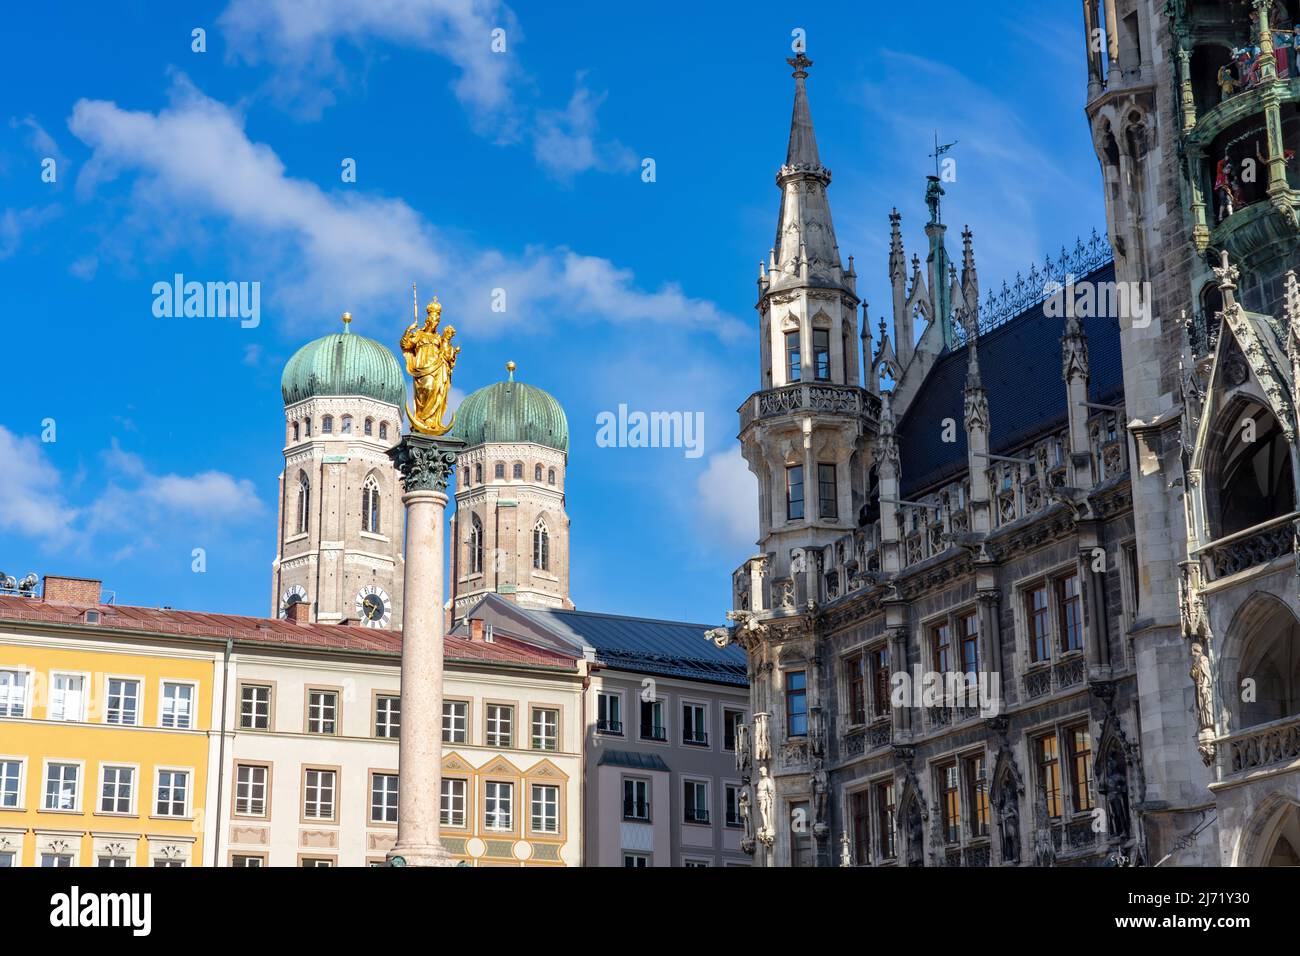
1235 792 1300 866
1201 397 1296 540
1220 593 1300 731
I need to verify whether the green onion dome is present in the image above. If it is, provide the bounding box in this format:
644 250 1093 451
454 363 569 453
281 314 405 407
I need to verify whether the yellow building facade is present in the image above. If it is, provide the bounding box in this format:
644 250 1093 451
0 589 222 867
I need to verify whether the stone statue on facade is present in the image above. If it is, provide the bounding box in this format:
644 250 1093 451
752 712 773 762
735 722 752 781
811 762 829 835
1033 789 1056 867
996 784 1020 864
739 784 756 853
839 830 853 867
756 765 776 846
1104 749 1131 840
906 799 924 866
1190 642 1215 731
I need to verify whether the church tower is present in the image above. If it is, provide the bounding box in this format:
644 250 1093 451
273 313 407 628
739 54 874 598
449 362 572 620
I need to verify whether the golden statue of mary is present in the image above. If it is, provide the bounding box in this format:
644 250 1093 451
400 295 460 436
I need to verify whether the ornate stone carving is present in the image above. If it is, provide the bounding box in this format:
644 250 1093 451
388 434 463 493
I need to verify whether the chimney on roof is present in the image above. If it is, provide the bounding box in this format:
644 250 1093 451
42 575 102 605
469 618 484 642
286 601 313 625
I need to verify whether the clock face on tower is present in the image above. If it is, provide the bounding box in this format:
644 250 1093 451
355 585 393 629
279 584 307 618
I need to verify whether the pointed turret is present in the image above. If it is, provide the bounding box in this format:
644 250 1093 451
961 226 980 315
961 307 992 534
769 54 852 295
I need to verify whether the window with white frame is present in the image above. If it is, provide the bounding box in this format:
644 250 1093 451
684 857 710 868
231 854 264 867
622 777 650 821
0 852 14 866
375 695 400 738
441 778 467 827
684 779 710 824
98 855 129 867
303 769 336 820
623 853 649 867
530 783 559 833
44 762 80 810
0 669 28 717
50 673 85 722
597 692 622 735
41 853 74 867
0 759 22 808
682 702 708 746
443 700 468 743
484 781 513 830
155 769 189 817
160 682 194 729
99 765 135 814
485 704 513 748
234 764 268 817
370 772 398 824
106 678 140 725
306 689 338 735
531 707 558 750
239 684 271 730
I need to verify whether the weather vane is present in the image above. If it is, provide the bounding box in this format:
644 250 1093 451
930 131 957 179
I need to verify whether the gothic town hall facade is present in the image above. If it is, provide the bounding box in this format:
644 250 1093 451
717 1 1300 868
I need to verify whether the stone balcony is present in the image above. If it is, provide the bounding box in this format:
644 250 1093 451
1217 713 1300 782
738 381 879 432
1197 511 1298 583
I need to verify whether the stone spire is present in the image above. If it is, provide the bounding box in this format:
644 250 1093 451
890 209 914 369
962 311 992 534
770 54 850 295
961 226 979 313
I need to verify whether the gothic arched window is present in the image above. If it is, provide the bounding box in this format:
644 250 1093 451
495 462 505 479
364 418 373 436
474 463 483 484
1217 406 1294 538
304 418 312 437
322 415 334 434
292 421 300 442
534 464 543 481
469 514 484 575
513 462 523 480
379 422 388 440
547 468 556 485
296 472 310 535
533 518 550 571
341 415 353 434
362 475 381 534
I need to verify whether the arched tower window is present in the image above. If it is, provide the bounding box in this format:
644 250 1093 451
534 464 543 481
469 514 484 575
379 422 388 440
513 462 523 480
364 418 373 436
494 462 505 479
474 463 483 484
322 415 334 434
1215 403 1295 538
296 472 310 535
547 468 556 485
361 475 381 534
533 518 550 571
304 418 312 437
341 415 353 434
292 421 300 442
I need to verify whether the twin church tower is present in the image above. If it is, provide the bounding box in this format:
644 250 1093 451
270 313 573 629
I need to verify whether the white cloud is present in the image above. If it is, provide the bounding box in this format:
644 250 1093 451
696 447 757 554
0 426 78 543
533 75 637 180
0 206 59 260
66 79 736 339
218 0 520 129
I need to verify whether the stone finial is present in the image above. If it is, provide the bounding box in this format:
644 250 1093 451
1212 250 1239 308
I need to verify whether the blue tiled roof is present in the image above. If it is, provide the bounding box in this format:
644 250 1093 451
521 606 749 687
899 260 1124 498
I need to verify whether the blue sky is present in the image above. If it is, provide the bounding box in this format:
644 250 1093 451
0 1 1106 625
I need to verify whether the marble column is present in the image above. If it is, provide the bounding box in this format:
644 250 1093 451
387 433 463 867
